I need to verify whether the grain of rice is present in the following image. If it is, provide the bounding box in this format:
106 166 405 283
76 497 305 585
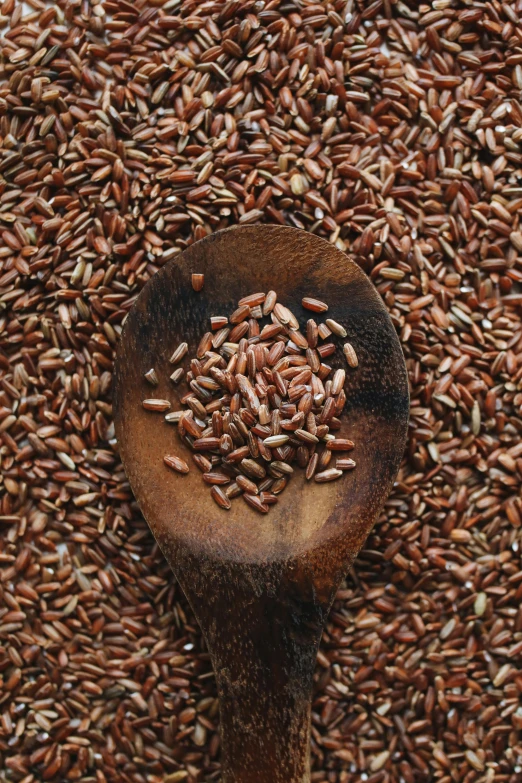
240 459 266 479
225 482 242 499
143 399 171 412
243 494 269 514
193 437 221 451
336 458 356 471
170 343 189 364
211 316 228 330
269 461 293 475
318 323 332 340
165 411 184 423
192 274 204 292
263 291 277 315
180 414 204 439
236 475 259 495
197 333 213 359
229 305 251 324
144 368 158 385
317 343 336 359
193 454 212 473
302 297 328 312
325 319 347 338
202 472 230 485
260 492 278 506
210 486 231 510
238 293 265 307
263 435 290 447
306 453 319 480
326 439 355 451
331 369 346 396
164 455 190 474
295 429 319 444
315 469 343 483
343 343 358 368
306 320 319 349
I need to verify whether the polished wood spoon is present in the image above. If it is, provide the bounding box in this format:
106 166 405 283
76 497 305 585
113 225 409 783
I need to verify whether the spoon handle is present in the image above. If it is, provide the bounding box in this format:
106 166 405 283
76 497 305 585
177 554 329 783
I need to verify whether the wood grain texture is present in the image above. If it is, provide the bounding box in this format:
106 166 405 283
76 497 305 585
113 225 409 782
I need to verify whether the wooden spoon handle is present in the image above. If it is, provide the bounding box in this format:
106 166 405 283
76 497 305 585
212 614 318 782
176 553 330 783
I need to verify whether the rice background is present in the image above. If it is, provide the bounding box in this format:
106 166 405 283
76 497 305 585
0 0 521 781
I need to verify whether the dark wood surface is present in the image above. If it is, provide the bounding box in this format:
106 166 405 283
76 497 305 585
113 226 409 782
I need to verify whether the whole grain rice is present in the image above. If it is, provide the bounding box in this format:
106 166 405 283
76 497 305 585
0 0 521 780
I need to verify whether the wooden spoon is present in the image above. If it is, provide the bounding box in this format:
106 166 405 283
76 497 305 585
113 225 409 783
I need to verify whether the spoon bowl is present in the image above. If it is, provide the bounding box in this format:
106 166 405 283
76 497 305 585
114 225 409 783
